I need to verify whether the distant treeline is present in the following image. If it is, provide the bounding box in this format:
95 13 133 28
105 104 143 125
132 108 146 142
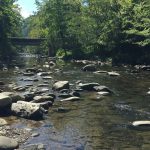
1 0 150 65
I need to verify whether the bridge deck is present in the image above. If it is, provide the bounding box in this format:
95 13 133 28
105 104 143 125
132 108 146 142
8 37 47 45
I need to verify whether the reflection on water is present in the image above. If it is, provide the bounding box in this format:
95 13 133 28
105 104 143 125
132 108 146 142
0 56 150 149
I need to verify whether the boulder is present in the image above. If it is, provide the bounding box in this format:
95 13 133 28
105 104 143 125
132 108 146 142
0 136 18 150
78 82 100 91
11 101 45 119
60 96 80 102
0 93 12 108
82 64 96 72
52 81 69 91
2 92 24 102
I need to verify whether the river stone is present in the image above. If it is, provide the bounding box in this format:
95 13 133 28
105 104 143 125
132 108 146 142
82 64 96 72
60 96 80 102
107 72 120 76
132 121 150 127
0 118 8 126
93 70 108 74
2 92 24 102
11 101 45 119
0 136 19 149
26 68 37 73
37 72 52 76
93 86 112 93
32 95 54 103
78 82 100 91
0 93 12 108
52 81 69 91
97 91 110 96
42 76 52 80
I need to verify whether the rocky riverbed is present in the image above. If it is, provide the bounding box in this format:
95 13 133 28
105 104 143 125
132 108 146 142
0 57 150 149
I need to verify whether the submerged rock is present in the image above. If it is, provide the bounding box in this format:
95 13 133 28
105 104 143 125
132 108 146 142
32 95 54 103
52 81 69 91
0 136 19 150
78 82 100 91
60 96 80 102
82 64 96 72
93 85 112 93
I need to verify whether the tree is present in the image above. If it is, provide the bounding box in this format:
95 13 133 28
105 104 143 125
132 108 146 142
0 0 22 60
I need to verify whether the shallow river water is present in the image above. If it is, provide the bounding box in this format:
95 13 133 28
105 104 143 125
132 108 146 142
0 56 150 150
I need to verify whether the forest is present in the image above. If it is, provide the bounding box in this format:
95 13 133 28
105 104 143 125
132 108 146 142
0 0 150 65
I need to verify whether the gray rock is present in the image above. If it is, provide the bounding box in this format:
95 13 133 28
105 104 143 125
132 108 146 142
78 82 100 91
0 136 18 149
2 92 24 102
93 86 112 93
32 96 54 103
42 76 52 80
52 81 69 91
60 96 80 102
37 72 52 76
0 93 12 108
31 133 40 137
132 121 150 127
107 72 120 76
82 64 96 72
0 118 8 126
11 101 45 119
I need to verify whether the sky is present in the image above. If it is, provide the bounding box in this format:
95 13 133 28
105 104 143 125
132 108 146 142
16 0 37 18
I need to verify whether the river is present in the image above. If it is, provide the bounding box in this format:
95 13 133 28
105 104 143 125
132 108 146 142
0 56 150 150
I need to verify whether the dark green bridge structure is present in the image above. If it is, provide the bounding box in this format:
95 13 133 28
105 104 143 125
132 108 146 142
9 37 47 45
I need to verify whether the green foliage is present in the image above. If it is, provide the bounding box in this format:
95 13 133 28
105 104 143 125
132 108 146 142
24 0 150 64
0 0 22 60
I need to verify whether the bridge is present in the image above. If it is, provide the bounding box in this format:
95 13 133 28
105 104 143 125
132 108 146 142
9 37 47 45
